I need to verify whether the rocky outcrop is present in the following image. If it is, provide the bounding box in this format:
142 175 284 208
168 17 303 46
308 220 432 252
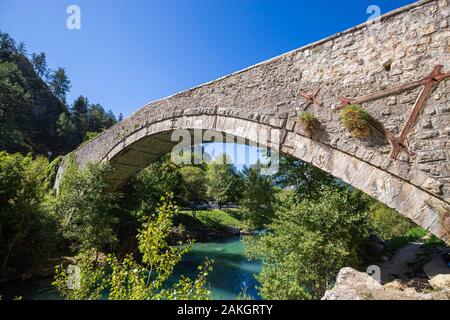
322 267 450 300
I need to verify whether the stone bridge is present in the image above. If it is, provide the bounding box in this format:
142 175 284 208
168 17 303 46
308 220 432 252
57 0 450 242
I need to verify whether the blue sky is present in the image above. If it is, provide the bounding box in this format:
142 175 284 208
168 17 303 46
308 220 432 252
1 0 416 165
0 0 415 118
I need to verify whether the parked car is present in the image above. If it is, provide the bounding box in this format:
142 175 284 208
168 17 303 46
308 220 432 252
193 202 209 210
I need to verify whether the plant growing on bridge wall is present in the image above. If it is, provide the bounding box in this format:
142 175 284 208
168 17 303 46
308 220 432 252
341 104 372 138
298 112 320 134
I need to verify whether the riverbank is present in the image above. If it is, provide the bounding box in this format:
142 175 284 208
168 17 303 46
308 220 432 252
0 209 248 293
0 236 261 300
170 209 247 244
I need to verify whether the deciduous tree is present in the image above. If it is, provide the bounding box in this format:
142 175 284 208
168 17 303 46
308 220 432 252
53 194 212 300
206 154 241 210
180 166 207 218
247 187 370 300
240 162 275 230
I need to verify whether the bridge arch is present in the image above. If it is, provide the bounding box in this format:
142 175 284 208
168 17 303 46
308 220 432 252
57 0 450 242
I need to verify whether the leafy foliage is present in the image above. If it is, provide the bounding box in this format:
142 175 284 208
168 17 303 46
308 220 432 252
240 162 275 230
341 104 372 138
56 112 77 149
48 68 71 104
274 154 337 201
368 201 413 240
173 209 243 241
0 32 17 61
247 187 370 300
30 53 48 79
53 194 212 300
0 152 59 277
122 156 183 220
206 154 242 209
0 61 33 153
55 159 120 253
180 166 207 216
53 249 108 300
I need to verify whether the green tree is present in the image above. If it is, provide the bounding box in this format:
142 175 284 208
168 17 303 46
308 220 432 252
368 200 413 240
0 152 59 276
247 187 370 300
56 112 77 149
180 166 207 218
55 160 120 257
121 156 183 222
0 62 33 153
206 154 241 210
53 194 212 300
16 42 27 56
31 53 48 79
48 67 71 104
240 162 275 230
0 32 17 61
115 156 183 252
71 95 89 140
274 155 336 200
88 103 116 133
105 109 117 128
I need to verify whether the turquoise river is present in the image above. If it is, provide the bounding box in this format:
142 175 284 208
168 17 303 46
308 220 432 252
2 236 262 300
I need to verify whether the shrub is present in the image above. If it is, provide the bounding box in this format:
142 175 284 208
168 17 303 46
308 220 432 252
298 112 319 133
247 187 370 300
55 160 120 253
368 202 414 240
53 194 213 300
0 152 59 275
341 104 372 138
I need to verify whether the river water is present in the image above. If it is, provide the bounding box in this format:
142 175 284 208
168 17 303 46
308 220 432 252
1 236 261 300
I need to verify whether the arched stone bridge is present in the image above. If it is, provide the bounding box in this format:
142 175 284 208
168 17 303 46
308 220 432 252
57 0 450 242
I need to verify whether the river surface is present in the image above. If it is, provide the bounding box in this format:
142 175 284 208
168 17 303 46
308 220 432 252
1 236 261 300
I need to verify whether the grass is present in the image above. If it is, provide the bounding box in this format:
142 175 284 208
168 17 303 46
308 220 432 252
341 104 372 138
298 112 320 133
173 209 244 239
383 227 445 253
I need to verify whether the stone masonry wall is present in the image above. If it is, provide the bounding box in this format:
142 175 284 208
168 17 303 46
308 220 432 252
59 0 450 240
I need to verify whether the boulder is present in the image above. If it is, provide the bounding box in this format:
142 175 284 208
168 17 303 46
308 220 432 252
322 287 362 300
322 267 434 300
334 267 383 290
429 274 450 290
322 267 383 300
384 279 407 291
423 253 450 290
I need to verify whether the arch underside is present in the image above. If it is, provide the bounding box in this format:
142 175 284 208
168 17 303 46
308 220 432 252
91 114 450 243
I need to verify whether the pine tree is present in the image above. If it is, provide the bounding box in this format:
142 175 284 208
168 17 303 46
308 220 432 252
0 32 17 61
31 53 48 79
48 67 71 104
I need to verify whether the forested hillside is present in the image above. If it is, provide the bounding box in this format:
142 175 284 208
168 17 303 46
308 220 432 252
0 31 119 156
